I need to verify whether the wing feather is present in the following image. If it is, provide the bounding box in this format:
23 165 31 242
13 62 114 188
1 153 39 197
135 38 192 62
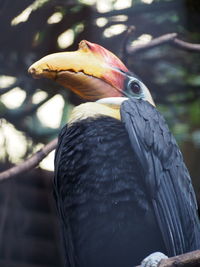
121 98 200 256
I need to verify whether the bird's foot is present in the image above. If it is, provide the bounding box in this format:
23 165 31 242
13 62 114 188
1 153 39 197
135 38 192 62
141 252 168 267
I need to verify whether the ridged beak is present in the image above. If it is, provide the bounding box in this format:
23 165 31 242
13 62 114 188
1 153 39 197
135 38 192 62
28 40 128 101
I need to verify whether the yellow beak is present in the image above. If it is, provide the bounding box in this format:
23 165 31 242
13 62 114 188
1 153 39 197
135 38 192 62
28 40 128 101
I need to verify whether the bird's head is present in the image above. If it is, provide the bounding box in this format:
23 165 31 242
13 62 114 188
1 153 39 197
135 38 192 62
28 40 154 106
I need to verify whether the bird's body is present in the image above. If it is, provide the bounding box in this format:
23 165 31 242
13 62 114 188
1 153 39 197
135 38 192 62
29 40 200 267
54 115 166 267
54 99 200 267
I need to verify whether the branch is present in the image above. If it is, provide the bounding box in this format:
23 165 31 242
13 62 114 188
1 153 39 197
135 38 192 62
0 138 57 181
0 81 21 96
136 250 200 267
21 94 53 116
127 33 177 54
173 38 200 52
127 33 200 55
3 107 58 142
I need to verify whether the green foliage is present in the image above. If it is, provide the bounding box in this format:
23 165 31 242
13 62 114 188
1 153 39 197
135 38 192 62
189 100 200 126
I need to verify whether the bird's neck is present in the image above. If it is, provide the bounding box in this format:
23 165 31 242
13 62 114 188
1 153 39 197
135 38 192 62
68 102 121 124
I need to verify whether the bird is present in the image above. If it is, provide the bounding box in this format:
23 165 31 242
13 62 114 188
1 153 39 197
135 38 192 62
29 40 200 267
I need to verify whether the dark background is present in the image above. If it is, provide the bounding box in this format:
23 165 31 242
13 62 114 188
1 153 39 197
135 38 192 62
0 0 200 266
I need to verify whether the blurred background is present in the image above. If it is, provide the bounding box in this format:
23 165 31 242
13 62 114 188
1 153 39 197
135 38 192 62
0 0 200 266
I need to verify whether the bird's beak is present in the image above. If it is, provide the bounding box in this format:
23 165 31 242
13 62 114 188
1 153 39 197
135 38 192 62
28 40 128 101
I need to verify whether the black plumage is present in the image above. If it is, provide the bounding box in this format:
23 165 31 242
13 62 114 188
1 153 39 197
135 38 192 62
121 99 200 255
54 98 200 267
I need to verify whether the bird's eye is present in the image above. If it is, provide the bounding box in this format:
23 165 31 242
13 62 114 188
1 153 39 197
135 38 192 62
128 80 141 94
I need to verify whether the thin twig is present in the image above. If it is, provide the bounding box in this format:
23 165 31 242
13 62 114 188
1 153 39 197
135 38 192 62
22 94 53 116
135 250 200 267
127 33 200 54
0 81 21 95
0 138 58 181
173 38 200 52
127 33 177 54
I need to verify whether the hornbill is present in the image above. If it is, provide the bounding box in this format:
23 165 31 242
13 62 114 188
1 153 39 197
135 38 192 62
29 40 200 267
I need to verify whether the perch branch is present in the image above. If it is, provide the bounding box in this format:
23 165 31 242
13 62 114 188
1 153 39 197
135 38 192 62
136 250 200 267
0 138 58 181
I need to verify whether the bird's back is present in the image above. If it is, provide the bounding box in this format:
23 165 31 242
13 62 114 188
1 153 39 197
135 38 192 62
54 116 166 267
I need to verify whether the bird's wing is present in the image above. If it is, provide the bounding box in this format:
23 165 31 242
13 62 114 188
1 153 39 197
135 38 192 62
121 98 200 256
54 125 76 267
